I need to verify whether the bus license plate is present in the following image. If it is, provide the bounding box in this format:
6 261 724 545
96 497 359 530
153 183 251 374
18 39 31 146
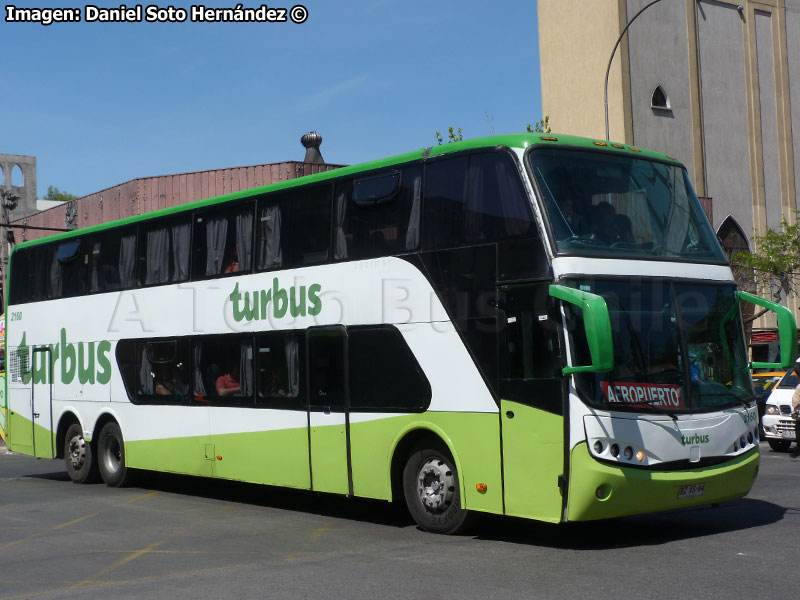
678 484 705 499
783 431 795 438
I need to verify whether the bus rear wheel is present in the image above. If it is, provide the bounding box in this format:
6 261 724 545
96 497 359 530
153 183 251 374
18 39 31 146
98 422 136 487
402 443 473 534
64 423 99 484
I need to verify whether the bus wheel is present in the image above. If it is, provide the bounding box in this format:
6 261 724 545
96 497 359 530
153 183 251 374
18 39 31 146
402 444 472 534
97 422 135 487
64 423 99 484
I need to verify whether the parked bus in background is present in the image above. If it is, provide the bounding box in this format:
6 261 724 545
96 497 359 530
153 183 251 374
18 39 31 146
3 133 795 533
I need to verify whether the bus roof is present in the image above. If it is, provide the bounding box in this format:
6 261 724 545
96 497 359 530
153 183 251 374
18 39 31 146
13 132 682 251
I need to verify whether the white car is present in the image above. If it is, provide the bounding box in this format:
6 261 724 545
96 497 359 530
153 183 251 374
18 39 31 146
762 368 798 452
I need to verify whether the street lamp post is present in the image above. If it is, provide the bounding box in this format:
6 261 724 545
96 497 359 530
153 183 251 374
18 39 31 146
604 0 665 140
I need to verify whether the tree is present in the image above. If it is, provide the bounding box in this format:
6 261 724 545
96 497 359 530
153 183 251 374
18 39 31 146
435 117 552 144
43 186 77 203
435 126 464 145
526 116 551 134
733 214 800 320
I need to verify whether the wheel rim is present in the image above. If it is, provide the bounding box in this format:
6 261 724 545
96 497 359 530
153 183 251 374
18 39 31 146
68 435 86 470
102 435 121 475
416 457 455 514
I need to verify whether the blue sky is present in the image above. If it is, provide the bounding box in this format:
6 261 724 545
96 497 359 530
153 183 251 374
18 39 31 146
3 0 542 197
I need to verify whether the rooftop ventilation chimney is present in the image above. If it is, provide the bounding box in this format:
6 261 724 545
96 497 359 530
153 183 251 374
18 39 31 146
301 131 324 164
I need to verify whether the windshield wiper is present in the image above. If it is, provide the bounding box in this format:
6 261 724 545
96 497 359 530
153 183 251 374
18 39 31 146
622 398 679 421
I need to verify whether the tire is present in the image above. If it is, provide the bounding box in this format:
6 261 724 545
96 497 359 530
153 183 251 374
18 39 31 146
97 422 136 487
64 423 99 484
402 443 473 534
768 439 791 452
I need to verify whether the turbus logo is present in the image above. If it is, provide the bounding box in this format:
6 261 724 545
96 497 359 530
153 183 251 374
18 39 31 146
15 329 112 386
229 279 322 322
680 434 710 445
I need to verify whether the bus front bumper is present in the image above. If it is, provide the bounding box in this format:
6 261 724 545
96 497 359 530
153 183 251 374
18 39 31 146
566 442 759 522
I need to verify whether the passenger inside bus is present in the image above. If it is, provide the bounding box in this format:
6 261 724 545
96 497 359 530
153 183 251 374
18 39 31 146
216 365 241 397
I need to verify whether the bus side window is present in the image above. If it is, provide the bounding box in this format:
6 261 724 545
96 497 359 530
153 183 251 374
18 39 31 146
256 184 332 271
423 151 535 251
192 336 254 403
136 339 191 404
348 326 430 412
501 284 563 414
192 202 254 279
256 331 304 409
90 228 137 293
333 165 423 261
138 216 191 286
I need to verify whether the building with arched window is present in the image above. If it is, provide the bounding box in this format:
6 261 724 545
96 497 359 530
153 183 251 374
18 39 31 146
539 0 800 341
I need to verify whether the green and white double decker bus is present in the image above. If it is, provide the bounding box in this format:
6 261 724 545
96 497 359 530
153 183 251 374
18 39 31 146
2 133 795 533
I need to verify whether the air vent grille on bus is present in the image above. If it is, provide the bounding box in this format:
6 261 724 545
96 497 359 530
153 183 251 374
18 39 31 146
8 346 30 384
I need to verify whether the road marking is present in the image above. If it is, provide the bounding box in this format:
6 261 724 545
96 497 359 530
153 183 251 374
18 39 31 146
126 490 160 503
0 511 101 551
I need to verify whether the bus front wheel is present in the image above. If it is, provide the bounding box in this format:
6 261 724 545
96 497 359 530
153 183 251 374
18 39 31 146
97 422 136 487
64 423 99 484
402 443 473 534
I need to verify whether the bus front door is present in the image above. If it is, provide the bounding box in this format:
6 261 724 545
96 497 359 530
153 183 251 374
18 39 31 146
307 327 351 496
31 347 55 459
499 284 566 523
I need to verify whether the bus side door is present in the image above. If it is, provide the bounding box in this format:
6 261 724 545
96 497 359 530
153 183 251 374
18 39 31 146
307 326 351 496
499 284 566 523
31 347 55 459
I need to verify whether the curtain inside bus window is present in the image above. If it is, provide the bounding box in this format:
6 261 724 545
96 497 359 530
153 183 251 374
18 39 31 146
285 336 299 397
205 216 228 275
257 204 283 270
119 233 136 288
145 227 170 285
239 342 254 396
139 345 154 395
405 172 422 250
171 221 190 281
235 209 253 272
334 185 349 260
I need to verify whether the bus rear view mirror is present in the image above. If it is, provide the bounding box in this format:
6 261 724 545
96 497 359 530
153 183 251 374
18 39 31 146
549 285 614 376
737 291 798 369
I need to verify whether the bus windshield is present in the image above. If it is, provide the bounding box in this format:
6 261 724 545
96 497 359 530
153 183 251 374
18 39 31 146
527 147 725 262
567 279 753 413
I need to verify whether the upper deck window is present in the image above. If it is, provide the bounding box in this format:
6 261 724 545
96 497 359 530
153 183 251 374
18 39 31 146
423 151 536 250
528 148 725 262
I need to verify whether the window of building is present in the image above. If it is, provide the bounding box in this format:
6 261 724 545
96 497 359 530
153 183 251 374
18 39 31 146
348 326 430 411
256 331 304 409
138 215 191 286
334 165 423 260
255 185 332 271
651 85 670 110
423 151 535 250
193 335 254 403
192 202 254 279
90 227 137 293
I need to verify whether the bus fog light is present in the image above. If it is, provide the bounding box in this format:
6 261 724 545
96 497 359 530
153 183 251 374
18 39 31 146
747 432 753 444
635 450 645 462
609 444 619 458
740 436 746 448
595 484 612 500
622 446 633 460
593 441 604 454
733 441 738 451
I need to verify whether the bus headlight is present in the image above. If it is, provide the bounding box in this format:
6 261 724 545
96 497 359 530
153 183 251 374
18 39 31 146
765 405 779 415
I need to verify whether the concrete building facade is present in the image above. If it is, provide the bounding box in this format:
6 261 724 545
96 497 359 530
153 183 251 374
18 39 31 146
539 0 800 250
539 0 800 343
